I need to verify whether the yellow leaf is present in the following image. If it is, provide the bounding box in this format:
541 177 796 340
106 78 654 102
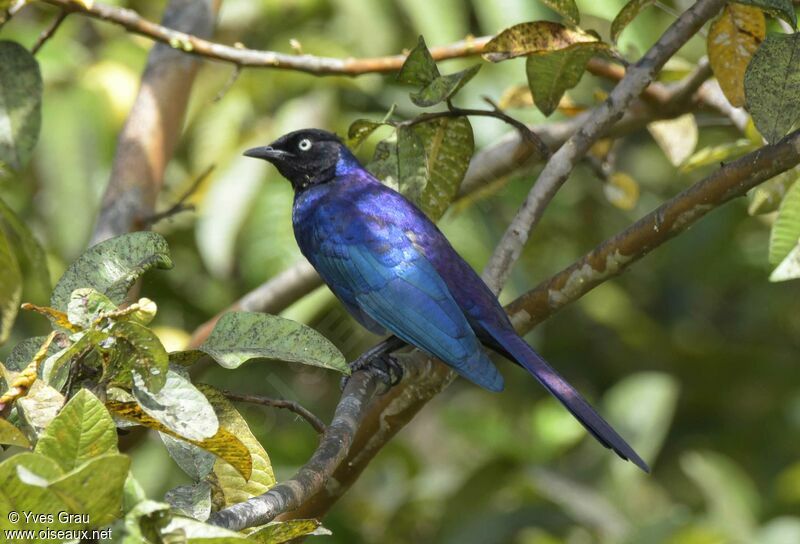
106 401 252 480
647 114 699 167
604 172 640 210
707 5 765 108
483 22 604 62
498 85 534 109
19 303 79 332
199 385 277 508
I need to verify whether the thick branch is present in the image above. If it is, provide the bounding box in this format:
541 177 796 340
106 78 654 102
483 0 726 292
40 0 680 108
208 371 381 530
89 0 221 243
507 129 800 330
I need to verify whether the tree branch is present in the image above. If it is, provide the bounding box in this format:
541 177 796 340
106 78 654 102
208 371 382 530
506 128 800 331
38 0 689 110
222 390 326 435
89 0 221 244
30 8 68 54
482 0 727 293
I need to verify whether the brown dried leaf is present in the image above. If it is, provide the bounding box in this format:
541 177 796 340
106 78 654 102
708 5 765 108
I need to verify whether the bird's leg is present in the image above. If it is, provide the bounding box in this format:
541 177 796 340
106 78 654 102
341 336 406 389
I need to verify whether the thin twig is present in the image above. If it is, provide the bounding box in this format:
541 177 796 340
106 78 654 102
222 390 327 435
31 9 69 55
214 64 242 102
402 100 550 158
143 164 215 226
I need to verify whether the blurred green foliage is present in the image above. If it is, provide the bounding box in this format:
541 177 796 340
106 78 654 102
1 0 800 542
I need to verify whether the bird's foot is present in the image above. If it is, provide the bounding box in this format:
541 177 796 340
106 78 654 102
341 351 404 390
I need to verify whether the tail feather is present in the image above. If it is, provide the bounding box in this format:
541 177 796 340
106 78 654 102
499 332 649 472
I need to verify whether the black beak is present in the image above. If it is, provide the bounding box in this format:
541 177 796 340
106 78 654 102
243 146 290 162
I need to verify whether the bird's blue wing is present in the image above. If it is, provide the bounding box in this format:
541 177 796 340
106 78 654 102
313 226 504 392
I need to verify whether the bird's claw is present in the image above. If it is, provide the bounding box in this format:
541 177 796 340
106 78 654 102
340 353 404 390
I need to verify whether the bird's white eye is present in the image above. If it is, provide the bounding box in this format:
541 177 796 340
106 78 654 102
298 138 312 151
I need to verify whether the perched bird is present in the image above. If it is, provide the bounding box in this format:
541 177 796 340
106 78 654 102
244 128 649 472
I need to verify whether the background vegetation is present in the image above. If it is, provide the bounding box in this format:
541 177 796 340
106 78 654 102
1 0 800 542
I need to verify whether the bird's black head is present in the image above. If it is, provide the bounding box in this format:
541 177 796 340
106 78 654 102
243 129 353 191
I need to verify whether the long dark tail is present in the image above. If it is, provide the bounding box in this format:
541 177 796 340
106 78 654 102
498 331 649 472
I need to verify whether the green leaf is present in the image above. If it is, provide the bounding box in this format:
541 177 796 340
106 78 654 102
165 481 212 521
0 229 21 345
610 0 657 44
50 232 173 311
197 311 348 374
395 125 429 200
160 433 216 480
248 520 326 544
482 21 604 62
525 45 599 116
736 0 796 28
0 41 42 170
35 389 118 472
680 139 756 172
769 177 800 264
0 417 30 448
123 472 148 513
0 453 65 531
109 320 169 391
122 499 172 543
744 32 800 144
397 35 440 86
748 169 798 215
410 64 481 107
66 288 117 329
41 329 103 390
107 400 252 480
368 135 400 186
132 369 219 442
348 119 387 148
539 0 580 26
49 453 131 527
200 385 276 507
0 452 130 531
411 117 474 220
162 516 248 543
0 197 50 304
770 243 800 282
